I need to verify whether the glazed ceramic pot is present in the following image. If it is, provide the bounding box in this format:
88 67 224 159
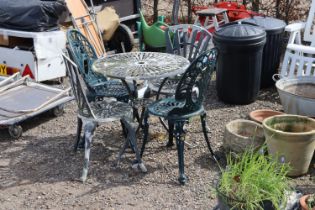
263 115 315 176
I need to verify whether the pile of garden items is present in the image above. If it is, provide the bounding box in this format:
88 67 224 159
220 112 315 210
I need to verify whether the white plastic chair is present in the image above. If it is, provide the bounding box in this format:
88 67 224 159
280 0 315 78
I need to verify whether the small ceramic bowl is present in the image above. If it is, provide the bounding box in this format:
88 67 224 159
249 109 283 124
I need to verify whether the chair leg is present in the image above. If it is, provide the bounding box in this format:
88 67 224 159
140 111 149 158
159 117 169 132
80 121 97 182
200 113 218 161
175 121 187 184
74 117 83 152
167 120 174 147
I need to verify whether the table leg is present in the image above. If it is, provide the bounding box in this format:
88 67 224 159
120 79 142 127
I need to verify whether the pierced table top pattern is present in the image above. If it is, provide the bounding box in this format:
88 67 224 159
92 52 190 80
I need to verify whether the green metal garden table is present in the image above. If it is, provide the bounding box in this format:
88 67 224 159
92 51 190 131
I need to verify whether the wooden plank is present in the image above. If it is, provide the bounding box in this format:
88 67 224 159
0 35 9 46
65 0 105 57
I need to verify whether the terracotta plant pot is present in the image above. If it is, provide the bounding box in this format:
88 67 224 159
263 115 315 176
300 195 315 210
223 119 265 153
249 109 283 123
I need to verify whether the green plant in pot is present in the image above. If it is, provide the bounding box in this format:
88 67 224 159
216 149 291 210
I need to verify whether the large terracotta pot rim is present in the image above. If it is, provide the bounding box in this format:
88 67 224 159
249 109 283 124
300 194 315 210
262 114 315 136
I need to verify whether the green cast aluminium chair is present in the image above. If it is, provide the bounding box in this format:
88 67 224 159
67 29 137 147
63 53 147 182
140 49 219 184
66 29 133 103
148 24 213 135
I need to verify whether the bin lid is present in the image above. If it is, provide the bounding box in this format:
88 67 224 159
213 22 266 45
242 16 286 34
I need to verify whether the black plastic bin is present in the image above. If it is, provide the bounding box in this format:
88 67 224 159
243 17 286 88
213 22 266 104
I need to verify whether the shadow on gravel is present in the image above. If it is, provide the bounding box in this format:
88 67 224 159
194 147 226 172
0 110 60 141
0 129 156 190
203 82 281 111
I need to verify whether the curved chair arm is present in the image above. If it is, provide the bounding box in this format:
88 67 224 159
287 43 315 54
285 22 305 32
285 22 306 45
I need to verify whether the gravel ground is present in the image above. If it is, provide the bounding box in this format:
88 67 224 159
0 80 314 210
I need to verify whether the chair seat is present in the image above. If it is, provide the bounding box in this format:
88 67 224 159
91 80 133 102
133 97 155 108
80 99 133 122
148 97 204 120
149 77 180 95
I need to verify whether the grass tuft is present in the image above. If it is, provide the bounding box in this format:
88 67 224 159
217 148 291 210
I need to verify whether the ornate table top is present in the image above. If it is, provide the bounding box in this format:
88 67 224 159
92 52 190 80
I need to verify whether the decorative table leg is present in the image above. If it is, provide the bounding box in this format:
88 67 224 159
200 113 218 162
140 112 149 158
120 119 127 138
175 121 187 184
114 136 129 167
74 117 83 152
120 118 147 173
136 106 147 133
80 121 97 182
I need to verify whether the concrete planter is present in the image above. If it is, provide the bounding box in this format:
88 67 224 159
223 119 265 153
263 115 315 176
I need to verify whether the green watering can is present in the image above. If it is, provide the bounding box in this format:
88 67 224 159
137 11 169 50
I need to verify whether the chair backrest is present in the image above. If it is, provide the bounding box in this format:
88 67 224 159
66 29 106 86
280 48 315 78
165 24 212 62
63 53 95 119
304 0 315 44
173 48 218 114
